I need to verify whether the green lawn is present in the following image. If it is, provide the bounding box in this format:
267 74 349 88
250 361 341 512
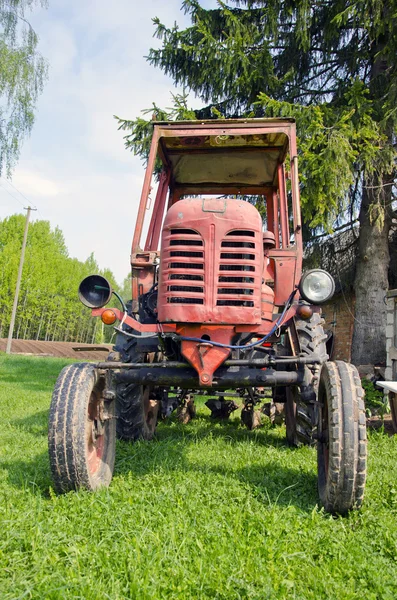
0 353 397 599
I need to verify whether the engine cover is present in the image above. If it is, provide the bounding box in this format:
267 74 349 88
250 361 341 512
158 198 264 325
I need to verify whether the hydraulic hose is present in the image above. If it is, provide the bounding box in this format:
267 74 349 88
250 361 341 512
177 289 297 350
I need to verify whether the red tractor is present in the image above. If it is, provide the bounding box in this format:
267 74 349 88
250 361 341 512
48 119 367 514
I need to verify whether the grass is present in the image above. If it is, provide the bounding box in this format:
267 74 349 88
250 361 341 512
0 354 397 599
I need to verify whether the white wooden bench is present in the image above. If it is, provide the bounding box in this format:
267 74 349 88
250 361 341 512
376 381 397 433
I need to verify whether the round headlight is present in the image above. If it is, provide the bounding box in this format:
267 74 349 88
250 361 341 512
299 269 335 304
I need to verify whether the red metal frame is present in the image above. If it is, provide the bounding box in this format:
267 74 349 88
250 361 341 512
92 119 304 380
132 119 301 254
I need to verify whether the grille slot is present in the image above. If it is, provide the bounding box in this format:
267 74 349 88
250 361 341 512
219 264 255 272
218 288 254 295
170 228 199 235
226 230 255 237
221 241 255 248
220 252 255 260
169 262 203 270
170 251 203 258
219 276 254 283
169 297 204 304
170 274 203 281
170 239 203 246
168 285 204 293
217 300 254 307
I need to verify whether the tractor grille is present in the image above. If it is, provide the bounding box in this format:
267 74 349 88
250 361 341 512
217 230 257 307
164 229 205 305
158 199 264 325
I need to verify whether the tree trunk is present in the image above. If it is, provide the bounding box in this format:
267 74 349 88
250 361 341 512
351 179 392 365
351 22 394 367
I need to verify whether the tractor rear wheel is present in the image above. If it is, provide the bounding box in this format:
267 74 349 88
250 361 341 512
117 382 159 441
48 363 116 493
285 312 328 446
317 361 367 514
115 337 160 441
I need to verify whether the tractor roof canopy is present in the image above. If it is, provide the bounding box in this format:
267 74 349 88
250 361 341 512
154 118 294 191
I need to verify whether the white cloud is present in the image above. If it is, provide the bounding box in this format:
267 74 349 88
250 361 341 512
13 171 61 198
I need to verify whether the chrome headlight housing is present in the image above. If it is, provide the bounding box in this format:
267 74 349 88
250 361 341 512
299 269 335 304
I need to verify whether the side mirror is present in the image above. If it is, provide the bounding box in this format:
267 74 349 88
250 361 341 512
78 275 113 308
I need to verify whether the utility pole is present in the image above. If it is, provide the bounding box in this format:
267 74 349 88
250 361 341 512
6 206 36 354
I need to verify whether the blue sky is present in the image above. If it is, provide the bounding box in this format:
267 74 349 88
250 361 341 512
0 0 216 283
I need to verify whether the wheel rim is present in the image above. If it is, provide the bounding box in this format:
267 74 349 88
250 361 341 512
87 385 106 476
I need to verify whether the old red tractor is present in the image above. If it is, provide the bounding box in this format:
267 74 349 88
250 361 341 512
48 119 367 514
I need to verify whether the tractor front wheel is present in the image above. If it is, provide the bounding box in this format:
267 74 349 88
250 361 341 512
48 363 116 493
317 361 367 514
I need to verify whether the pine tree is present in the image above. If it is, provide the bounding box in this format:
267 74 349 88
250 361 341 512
117 0 397 365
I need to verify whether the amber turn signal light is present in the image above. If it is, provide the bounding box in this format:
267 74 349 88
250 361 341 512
101 309 117 325
297 304 313 319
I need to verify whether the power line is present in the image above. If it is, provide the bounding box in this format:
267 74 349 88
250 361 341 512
0 181 26 209
0 178 38 210
2 178 38 210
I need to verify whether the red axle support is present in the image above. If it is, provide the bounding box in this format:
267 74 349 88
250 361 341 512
178 325 233 386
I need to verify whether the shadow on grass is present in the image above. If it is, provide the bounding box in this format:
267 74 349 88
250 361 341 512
114 417 319 511
0 355 75 392
11 409 49 438
2 412 317 510
1 451 53 496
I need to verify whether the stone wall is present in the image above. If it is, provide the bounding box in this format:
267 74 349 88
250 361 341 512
321 293 355 362
385 290 397 381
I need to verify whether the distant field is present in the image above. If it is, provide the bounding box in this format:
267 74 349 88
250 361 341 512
1 353 397 599
0 339 112 360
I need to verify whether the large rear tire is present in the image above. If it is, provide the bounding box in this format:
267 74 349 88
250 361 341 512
48 363 116 493
285 312 328 446
115 337 159 442
285 386 313 445
116 381 159 441
317 361 367 514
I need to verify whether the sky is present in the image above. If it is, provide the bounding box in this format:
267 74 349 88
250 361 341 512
0 0 216 284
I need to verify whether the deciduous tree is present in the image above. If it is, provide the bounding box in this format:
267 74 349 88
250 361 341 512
0 0 48 175
0 215 120 344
